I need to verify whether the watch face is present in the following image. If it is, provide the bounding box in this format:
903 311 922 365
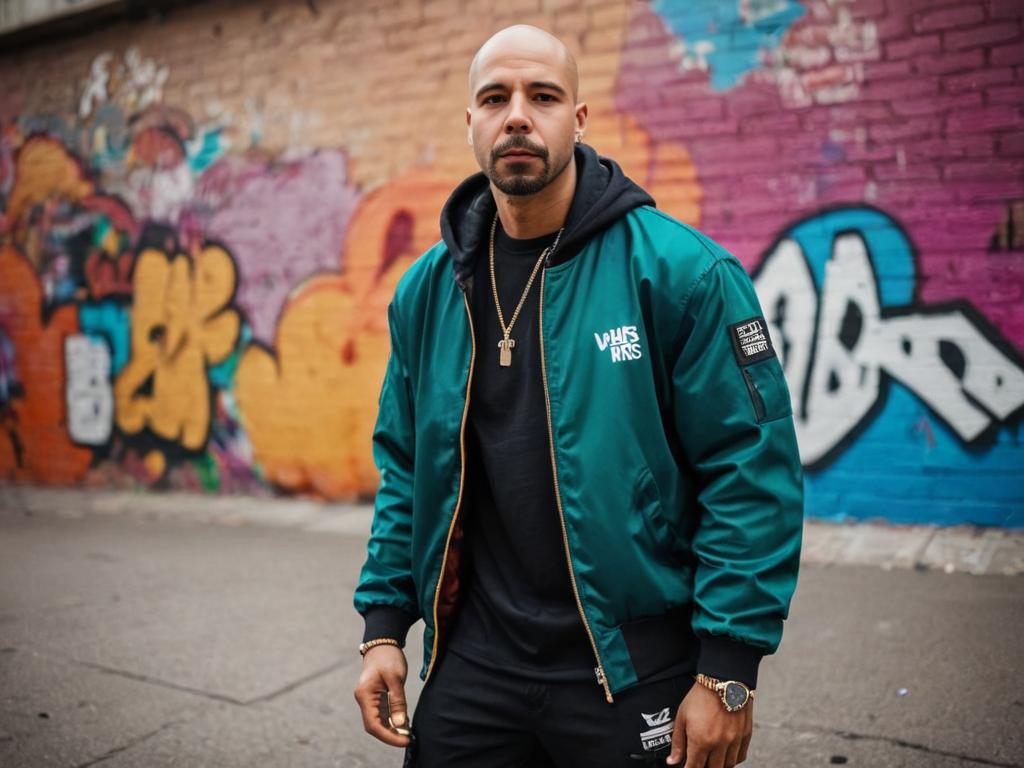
723 682 749 710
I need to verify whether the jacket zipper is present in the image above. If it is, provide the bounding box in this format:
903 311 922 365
424 288 476 685
538 267 614 704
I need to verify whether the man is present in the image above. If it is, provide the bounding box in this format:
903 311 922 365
353 25 803 768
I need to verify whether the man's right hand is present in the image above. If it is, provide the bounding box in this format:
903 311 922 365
353 644 411 748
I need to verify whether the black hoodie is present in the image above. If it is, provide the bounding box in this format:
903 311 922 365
436 145 656 679
441 143 654 286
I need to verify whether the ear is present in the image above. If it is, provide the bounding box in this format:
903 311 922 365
466 107 474 146
575 102 588 140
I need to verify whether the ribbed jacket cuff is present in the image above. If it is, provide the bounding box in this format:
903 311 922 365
361 606 418 646
696 635 764 690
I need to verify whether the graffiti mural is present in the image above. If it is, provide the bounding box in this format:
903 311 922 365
0 245 93 484
0 0 1020 526
754 207 1024 476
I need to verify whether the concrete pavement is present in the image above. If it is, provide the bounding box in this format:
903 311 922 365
3 486 1022 576
1 488 1022 767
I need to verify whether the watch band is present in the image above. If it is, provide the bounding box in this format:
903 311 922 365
694 673 755 712
359 637 401 656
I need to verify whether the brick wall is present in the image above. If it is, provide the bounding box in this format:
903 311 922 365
0 0 1022 526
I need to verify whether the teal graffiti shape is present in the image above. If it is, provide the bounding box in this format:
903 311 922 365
79 301 131 375
652 0 805 91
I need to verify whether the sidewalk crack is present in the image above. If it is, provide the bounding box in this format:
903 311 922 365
73 712 194 767
760 719 1020 767
242 657 349 704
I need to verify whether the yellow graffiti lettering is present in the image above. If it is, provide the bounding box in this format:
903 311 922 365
114 244 239 452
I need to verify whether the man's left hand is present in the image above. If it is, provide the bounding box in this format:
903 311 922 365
666 681 753 767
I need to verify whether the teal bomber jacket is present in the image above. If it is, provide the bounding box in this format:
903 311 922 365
354 147 804 701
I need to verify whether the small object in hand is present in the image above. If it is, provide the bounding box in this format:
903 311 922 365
381 691 411 737
388 715 411 737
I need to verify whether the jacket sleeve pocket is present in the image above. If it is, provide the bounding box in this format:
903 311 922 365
740 357 792 424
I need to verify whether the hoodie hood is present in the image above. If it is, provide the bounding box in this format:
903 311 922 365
440 143 655 287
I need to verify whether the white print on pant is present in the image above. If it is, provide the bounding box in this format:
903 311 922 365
595 325 643 363
639 707 673 752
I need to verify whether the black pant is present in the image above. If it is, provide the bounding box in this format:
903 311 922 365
406 651 694 767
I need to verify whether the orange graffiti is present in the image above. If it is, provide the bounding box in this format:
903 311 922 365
0 245 92 483
114 244 240 453
234 171 446 498
5 137 94 262
586 113 702 226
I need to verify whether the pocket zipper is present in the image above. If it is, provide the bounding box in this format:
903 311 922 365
742 367 766 422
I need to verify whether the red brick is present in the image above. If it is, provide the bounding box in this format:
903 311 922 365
892 91 983 116
875 180 957 205
862 59 914 80
944 23 1021 51
843 142 898 162
860 76 940 102
738 112 802 135
873 13 912 41
904 135 995 160
692 136 778 162
897 0 966 12
943 67 1016 93
946 105 1023 133
851 0 887 17
692 156 792 182
912 5 985 33
872 162 942 181
868 117 936 142
821 103 893 124
913 48 984 75
944 160 1022 180
991 42 1024 66
988 85 1024 105
889 97 943 117
673 118 741 139
725 88 780 119
885 35 941 60
999 132 1024 155
678 98 726 121
987 0 1024 19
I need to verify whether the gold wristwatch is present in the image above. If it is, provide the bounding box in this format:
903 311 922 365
694 673 755 712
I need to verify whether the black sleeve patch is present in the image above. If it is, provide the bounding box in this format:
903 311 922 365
728 316 776 366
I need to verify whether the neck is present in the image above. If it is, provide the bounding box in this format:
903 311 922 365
492 155 576 239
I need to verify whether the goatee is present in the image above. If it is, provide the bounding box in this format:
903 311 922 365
488 136 552 196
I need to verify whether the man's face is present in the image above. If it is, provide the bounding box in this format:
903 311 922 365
467 37 586 197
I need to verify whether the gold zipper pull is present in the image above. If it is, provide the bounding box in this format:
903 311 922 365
595 667 613 703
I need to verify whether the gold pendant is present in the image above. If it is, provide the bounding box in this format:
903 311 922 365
498 338 515 367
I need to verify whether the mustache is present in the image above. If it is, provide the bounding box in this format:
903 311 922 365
490 136 549 163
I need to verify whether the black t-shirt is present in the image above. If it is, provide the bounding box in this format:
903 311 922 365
447 222 597 681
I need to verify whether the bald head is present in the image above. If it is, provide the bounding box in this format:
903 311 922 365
469 25 579 102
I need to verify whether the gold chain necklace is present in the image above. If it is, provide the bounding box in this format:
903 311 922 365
488 212 564 367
